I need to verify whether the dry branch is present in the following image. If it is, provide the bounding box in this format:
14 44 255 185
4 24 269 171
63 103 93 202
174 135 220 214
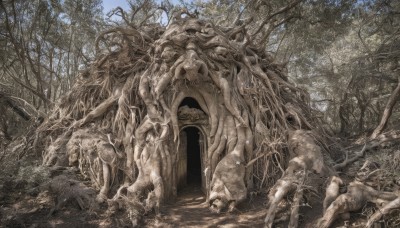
370 78 400 139
334 131 400 170
318 162 400 228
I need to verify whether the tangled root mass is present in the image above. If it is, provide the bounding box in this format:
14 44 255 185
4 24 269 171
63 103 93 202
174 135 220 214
37 14 330 225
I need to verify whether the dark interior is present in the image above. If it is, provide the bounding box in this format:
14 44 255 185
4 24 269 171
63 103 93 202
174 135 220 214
179 97 203 111
184 127 202 186
178 97 203 189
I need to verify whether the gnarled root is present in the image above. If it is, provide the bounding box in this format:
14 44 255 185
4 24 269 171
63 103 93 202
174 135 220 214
127 140 164 216
96 163 110 203
264 177 296 227
317 181 398 228
317 192 361 228
208 114 250 213
323 176 343 212
47 175 97 216
127 172 163 214
265 130 332 228
107 184 160 227
365 197 400 228
107 191 145 228
209 153 247 213
66 128 127 203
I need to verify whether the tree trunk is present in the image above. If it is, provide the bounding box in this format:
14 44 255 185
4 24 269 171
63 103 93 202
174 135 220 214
358 105 366 132
339 75 355 136
370 78 400 139
0 91 32 121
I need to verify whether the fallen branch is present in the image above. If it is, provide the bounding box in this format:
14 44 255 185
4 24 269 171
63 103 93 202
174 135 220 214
334 144 367 170
318 164 400 228
334 131 400 170
365 197 400 228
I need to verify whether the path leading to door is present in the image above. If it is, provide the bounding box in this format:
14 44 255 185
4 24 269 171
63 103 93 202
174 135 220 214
152 185 267 228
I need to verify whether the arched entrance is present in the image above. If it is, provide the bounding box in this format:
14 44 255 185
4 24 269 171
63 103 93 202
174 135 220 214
177 97 207 194
178 127 203 188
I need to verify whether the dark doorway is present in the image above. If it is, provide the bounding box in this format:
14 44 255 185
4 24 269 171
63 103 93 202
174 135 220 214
177 97 206 193
184 127 202 186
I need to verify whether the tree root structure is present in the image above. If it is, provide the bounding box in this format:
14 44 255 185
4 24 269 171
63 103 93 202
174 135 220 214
34 15 329 225
264 129 333 228
318 179 399 228
45 172 98 216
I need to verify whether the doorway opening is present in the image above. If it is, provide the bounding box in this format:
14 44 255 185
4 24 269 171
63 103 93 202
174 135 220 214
177 126 203 191
184 127 202 186
177 97 206 194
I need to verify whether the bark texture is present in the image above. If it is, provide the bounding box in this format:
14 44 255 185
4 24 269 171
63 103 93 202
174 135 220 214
36 15 325 224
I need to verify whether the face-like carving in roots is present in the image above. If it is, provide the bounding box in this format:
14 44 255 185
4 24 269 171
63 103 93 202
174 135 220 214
152 18 236 91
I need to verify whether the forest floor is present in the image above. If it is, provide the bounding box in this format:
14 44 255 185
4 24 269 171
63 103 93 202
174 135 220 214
0 171 268 228
154 185 266 227
0 178 318 228
0 136 399 228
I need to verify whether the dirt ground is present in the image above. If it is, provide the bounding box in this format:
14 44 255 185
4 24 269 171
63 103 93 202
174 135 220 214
0 177 326 228
1 139 399 228
155 185 267 228
0 180 268 228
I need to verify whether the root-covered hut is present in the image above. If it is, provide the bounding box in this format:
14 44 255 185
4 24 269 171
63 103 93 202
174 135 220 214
38 14 329 223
